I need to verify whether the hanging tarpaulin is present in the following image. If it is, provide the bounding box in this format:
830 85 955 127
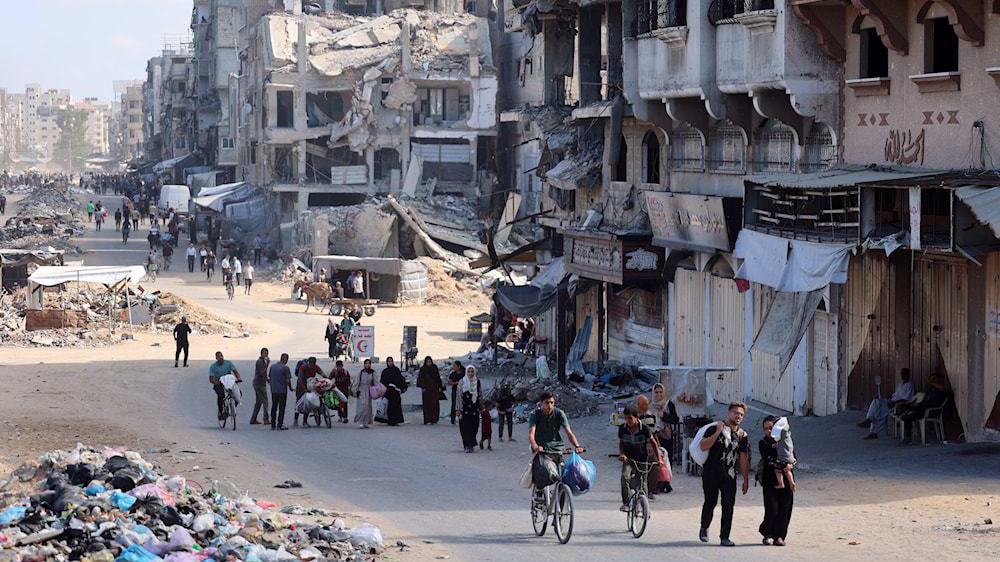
734 229 854 292
752 289 824 374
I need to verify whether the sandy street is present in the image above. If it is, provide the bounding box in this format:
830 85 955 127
1 210 998 561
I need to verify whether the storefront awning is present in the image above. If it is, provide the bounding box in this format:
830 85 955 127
193 182 249 212
312 255 405 276
734 229 853 292
955 185 1000 239
28 265 146 287
746 165 946 189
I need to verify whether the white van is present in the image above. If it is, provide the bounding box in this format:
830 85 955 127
159 184 191 215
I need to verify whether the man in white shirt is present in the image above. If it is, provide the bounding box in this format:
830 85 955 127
244 263 255 295
351 270 365 299
233 257 243 285
345 271 357 298
860 368 915 439
220 256 231 285
186 244 197 272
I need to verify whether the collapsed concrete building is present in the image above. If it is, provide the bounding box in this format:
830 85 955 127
238 7 498 217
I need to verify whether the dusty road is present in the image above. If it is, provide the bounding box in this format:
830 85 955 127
1 199 998 561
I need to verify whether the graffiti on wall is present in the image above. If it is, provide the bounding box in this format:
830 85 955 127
884 129 926 166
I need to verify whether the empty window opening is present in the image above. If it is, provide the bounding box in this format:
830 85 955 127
276 90 294 128
641 131 661 184
613 135 628 182
374 148 401 181
924 17 958 73
707 122 747 172
306 92 346 127
860 27 889 78
920 187 951 247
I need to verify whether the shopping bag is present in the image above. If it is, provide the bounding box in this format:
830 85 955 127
519 462 533 489
369 382 387 399
658 447 672 483
334 388 348 403
561 451 597 496
688 422 718 466
374 397 388 422
531 454 560 488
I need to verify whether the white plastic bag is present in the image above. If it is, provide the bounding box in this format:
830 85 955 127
535 356 550 380
688 422 717 466
518 462 533 489
348 523 384 550
220 374 242 405
374 397 388 420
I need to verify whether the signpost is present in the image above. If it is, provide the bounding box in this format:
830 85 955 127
353 325 375 357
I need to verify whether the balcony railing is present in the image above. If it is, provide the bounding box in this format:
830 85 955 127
636 0 688 36
708 0 774 26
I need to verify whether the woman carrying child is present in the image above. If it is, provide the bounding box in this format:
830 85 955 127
758 416 795 546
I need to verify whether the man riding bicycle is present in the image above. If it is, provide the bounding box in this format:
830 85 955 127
209 351 242 420
528 391 584 498
618 404 664 511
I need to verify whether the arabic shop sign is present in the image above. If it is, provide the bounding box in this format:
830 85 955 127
567 233 664 285
645 192 738 252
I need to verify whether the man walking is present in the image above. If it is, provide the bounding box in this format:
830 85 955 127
698 402 750 547
233 256 243 286
250 348 271 426
269 353 293 430
244 263 255 295
173 316 192 368
253 234 263 265
86 200 94 222
186 244 197 272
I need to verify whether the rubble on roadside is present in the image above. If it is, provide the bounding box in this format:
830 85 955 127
0 444 384 561
0 285 249 348
1 185 85 253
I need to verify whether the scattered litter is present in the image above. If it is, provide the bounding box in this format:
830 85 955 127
0 444 385 560
274 480 303 489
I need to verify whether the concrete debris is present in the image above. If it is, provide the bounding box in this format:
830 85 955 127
1 185 85 253
0 444 384 561
0 285 247 348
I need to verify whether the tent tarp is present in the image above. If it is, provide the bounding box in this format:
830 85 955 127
194 183 250 212
312 255 405 276
751 289 824 375
28 265 146 287
196 181 246 198
494 284 559 318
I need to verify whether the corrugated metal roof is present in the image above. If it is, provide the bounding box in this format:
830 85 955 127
746 166 946 189
956 185 1000 238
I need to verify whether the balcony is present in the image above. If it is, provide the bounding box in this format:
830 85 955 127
630 1 710 101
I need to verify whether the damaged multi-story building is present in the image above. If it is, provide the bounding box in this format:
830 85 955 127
235 4 498 217
142 43 198 179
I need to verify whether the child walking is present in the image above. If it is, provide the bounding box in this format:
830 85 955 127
479 400 493 450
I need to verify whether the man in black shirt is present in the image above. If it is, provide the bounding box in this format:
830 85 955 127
173 317 192 368
698 401 750 547
250 348 271 425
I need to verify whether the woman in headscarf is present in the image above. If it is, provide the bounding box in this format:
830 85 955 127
651 382 679 493
759 415 795 546
416 356 442 425
448 360 464 425
380 357 407 426
324 319 340 359
353 358 376 428
459 365 482 453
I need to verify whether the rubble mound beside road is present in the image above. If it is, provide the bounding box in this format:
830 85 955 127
1 185 85 252
0 444 385 560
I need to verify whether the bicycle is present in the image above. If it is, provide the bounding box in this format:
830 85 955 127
618 457 657 538
530 448 584 544
219 383 240 431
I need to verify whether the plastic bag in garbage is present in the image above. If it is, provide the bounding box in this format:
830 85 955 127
110 490 137 511
0 505 27 525
561 452 597 495
116 543 160 562
192 513 216 532
348 523 384 551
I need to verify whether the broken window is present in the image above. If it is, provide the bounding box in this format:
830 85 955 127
250 142 257 164
707 122 747 172
306 92 346 127
924 17 958 73
413 138 473 181
670 125 704 170
641 131 661 184
275 90 294 128
374 148 401 182
859 27 889 79
613 135 628 182
380 78 393 102
871 188 906 237
752 120 795 172
415 87 464 125
920 187 951 247
273 146 295 182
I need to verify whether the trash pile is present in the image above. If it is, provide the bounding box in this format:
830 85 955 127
1 185 85 252
0 286 249 348
0 444 385 561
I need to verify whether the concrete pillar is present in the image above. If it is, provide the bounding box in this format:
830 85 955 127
967 263 987 440
606 4 623 100
297 140 307 181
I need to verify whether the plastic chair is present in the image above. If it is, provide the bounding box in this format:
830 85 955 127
919 397 948 445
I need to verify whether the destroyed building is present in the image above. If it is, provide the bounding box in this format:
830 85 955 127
237 7 498 217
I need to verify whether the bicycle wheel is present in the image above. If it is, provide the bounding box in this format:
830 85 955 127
229 397 238 431
530 488 547 536
553 484 573 544
217 405 227 429
626 492 635 534
630 493 649 538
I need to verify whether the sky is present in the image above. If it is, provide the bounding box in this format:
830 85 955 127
0 0 193 102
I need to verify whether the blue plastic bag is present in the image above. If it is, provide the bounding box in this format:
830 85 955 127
0 505 27 525
115 543 161 562
561 452 597 496
85 482 107 496
111 490 137 511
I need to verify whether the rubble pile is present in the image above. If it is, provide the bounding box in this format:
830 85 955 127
0 287 248 348
1 185 85 253
417 257 490 310
0 444 384 561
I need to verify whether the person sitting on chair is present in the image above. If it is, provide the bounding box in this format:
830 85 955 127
859 368 915 440
896 374 949 445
